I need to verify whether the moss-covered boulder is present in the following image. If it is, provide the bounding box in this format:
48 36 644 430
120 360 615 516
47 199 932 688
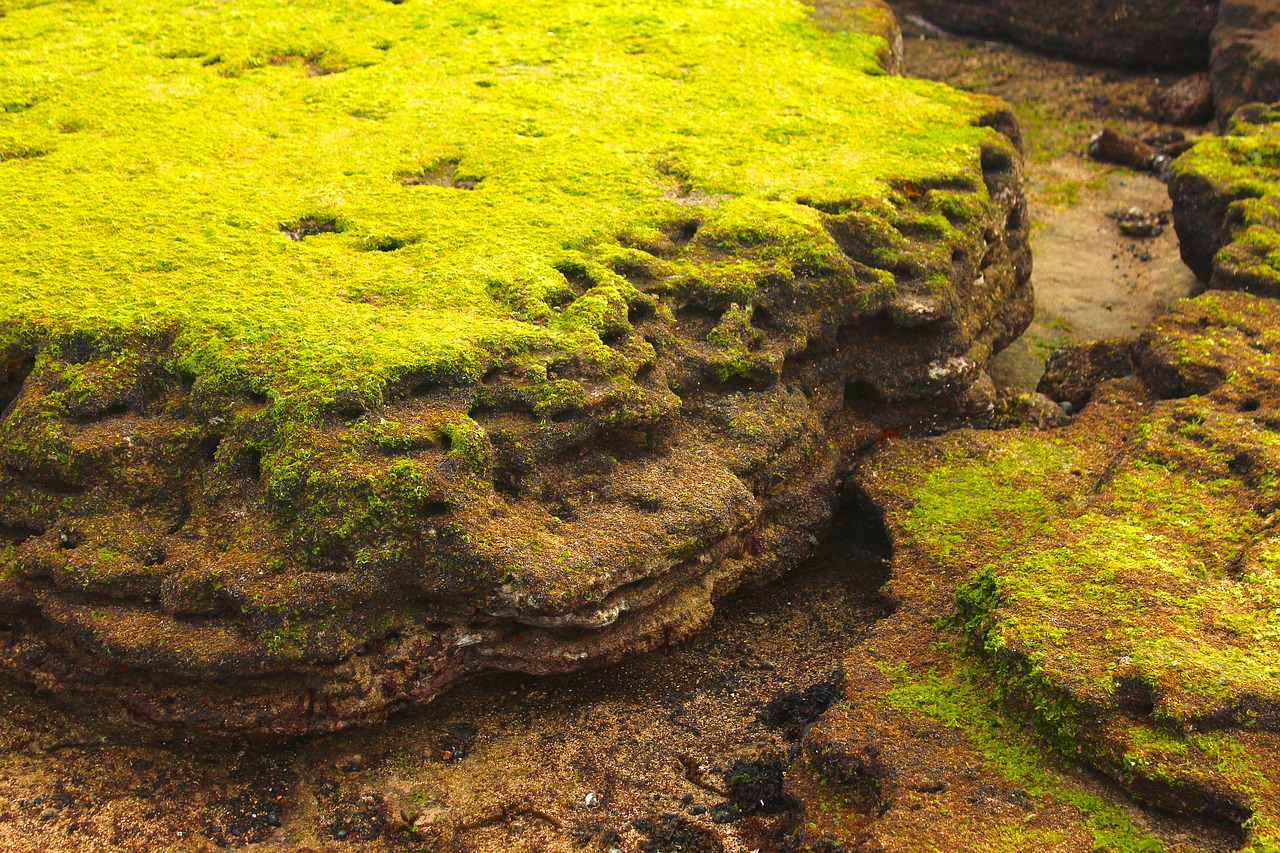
1172 102 1280 289
795 291 1280 852
0 0 1031 735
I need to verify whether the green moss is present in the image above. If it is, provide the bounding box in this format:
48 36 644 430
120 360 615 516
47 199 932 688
881 661 1171 853
0 0 999 408
901 436 1080 560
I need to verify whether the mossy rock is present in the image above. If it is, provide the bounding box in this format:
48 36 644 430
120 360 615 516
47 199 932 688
0 0 1032 734
808 291 1280 851
1172 102 1280 291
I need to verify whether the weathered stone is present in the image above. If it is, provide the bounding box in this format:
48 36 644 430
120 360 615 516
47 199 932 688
791 291 1280 850
1036 338 1138 410
1211 0 1280 121
914 0 1219 69
1089 127 1157 171
1171 101 1280 288
0 0 1033 735
1149 73 1216 124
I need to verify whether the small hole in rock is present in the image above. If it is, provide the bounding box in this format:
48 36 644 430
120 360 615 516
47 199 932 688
281 216 344 242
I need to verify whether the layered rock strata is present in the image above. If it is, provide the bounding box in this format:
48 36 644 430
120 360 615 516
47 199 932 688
0 0 1032 735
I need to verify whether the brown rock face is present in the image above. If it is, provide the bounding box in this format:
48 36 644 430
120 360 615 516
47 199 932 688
1211 0 1280 121
913 0 1219 69
1149 73 1216 124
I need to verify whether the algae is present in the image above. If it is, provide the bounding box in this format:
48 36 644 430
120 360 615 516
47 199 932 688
0 0 1001 406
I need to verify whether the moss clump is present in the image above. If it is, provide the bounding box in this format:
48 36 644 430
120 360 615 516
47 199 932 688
0 0 1000 406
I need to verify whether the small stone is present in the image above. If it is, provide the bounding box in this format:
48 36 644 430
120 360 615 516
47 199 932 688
709 802 741 823
688 805 707 816
1059 400 1074 416
1089 127 1156 171
38 808 56 822
1107 206 1166 238
584 792 599 808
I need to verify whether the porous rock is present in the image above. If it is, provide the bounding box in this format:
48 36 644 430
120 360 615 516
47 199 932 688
0 0 1032 735
790 291 1280 850
1171 101 1280 288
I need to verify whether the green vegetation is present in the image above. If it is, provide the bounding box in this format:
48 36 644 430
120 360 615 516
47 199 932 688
0 0 1001 408
882 660 1172 853
889 379 1280 848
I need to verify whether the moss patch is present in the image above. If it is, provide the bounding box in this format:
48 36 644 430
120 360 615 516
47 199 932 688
0 0 999 405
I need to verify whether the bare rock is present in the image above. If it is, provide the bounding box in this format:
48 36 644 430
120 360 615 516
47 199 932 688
1211 0 1280 122
1149 73 1215 125
1089 127 1157 171
914 0 1219 69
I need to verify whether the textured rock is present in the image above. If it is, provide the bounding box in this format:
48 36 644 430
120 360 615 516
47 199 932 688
791 291 1280 851
0 0 1032 735
1150 73 1216 125
1212 0 1280 121
1171 101 1280 288
914 0 1219 69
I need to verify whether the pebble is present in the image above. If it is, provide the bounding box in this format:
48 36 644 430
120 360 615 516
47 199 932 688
688 805 707 816
1059 400 1074 416
584 792 599 808
38 808 56 822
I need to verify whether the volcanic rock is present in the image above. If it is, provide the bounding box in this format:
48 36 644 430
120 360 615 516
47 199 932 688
0 0 1033 735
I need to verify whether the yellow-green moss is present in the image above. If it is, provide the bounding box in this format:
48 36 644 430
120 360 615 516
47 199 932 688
0 0 1001 408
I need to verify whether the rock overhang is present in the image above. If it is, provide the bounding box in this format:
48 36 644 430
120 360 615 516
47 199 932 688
0 0 1034 734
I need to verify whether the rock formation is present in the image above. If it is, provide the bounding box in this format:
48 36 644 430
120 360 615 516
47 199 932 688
0 0 1033 735
913 0 1219 69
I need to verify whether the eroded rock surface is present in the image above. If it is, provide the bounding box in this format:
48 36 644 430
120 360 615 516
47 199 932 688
911 0 1219 69
1173 101 1280 291
0 0 1032 735
1213 0 1280 121
793 292 1280 852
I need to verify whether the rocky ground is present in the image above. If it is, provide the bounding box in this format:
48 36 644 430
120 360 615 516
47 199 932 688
2 3 1279 853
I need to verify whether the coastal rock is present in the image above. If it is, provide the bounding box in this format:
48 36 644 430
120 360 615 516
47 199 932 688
1171 101 1280 288
0 0 1032 735
792 291 1280 850
913 0 1219 69
1211 0 1280 121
